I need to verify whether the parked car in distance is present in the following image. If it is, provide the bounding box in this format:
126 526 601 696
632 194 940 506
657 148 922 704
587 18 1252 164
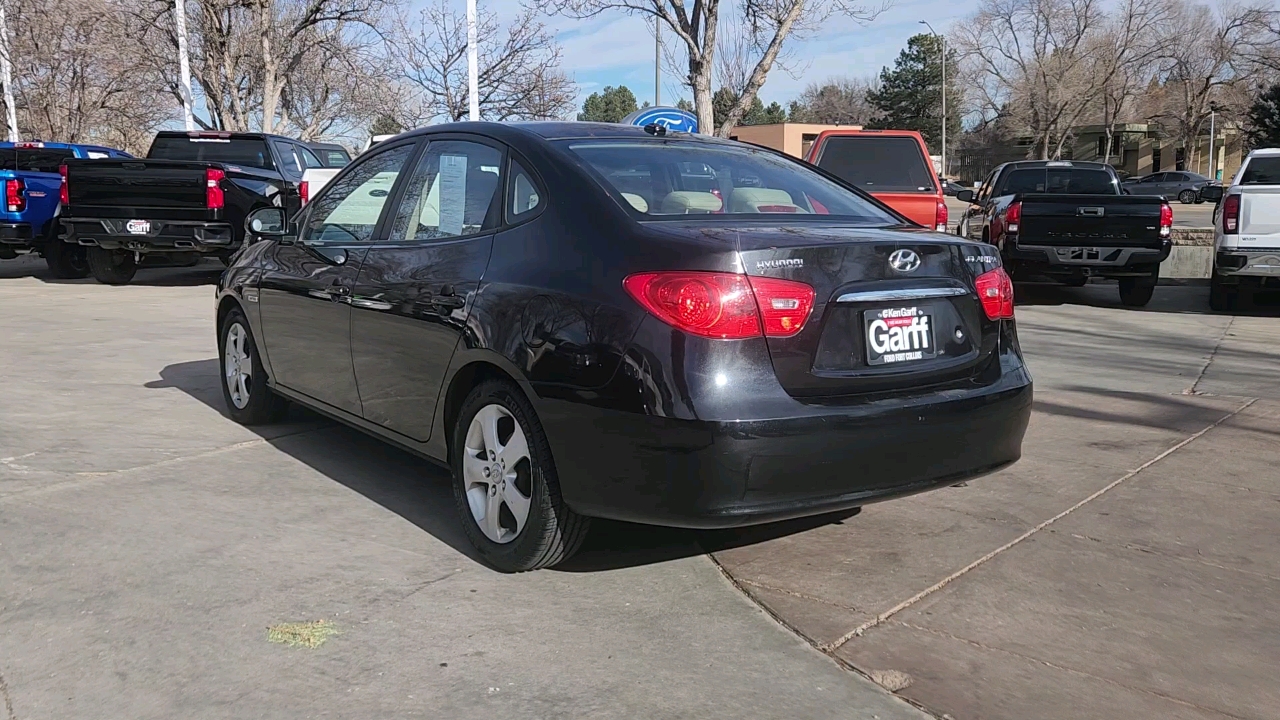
61 130 315 284
1201 149 1280 311
0 141 132 277
360 134 396 154
217 121 1033 572
957 160 1172 306
941 178 968 197
805 129 948 231
1122 170 1212 204
308 142 352 167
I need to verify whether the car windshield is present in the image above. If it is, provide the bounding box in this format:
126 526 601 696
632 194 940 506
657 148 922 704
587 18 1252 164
1000 168 1116 195
562 140 900 223
1 148 76 173
1240 157 1280 185
148 136 275 170
812 136 936 193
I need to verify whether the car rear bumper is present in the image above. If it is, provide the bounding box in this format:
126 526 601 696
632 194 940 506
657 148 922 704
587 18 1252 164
62 218 236 253
0 222 35 245
1006 238 1170 275
1215 249 1280 277
542 344 1033 529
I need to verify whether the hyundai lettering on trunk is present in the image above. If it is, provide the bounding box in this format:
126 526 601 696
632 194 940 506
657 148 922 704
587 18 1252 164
866 307 935 365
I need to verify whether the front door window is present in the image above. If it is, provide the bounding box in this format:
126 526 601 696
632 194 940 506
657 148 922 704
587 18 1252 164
303 144 415 245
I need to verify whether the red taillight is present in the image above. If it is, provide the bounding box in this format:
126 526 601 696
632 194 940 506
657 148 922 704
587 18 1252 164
935 199 948 232
622 271 815 340
5 178 24 213
59 164 69 205
206 167 225 210
975 267 1015 320
1005 201 1021 234
1223 194 1240 234
747 276 815 337
299 180 310 206
1160 201 1173 237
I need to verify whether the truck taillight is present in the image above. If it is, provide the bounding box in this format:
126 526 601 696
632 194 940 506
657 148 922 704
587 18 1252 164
1222 194 1239 234
59 164 69 205
206 167 225 210
5 178 24 213
975 267 1015 320
1005 201 1021 234
1159 201 1173 237
299 180 309 206
935 199 948 232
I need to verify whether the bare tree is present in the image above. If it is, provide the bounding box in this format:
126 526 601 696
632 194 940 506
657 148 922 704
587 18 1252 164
787 76 879 124
393 0 576 122
548 0 888 136
1091 0 1172 164
0 0 19 141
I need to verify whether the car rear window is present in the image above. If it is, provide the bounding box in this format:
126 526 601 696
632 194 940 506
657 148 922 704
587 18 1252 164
999 168 1116 195
1240 158 1280 185
813 136 936 193
562 140 899 222
1 148 76 173
319 149 350 167
147 136 275 170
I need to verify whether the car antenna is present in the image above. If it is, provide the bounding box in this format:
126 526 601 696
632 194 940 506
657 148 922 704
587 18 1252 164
643 123 667 137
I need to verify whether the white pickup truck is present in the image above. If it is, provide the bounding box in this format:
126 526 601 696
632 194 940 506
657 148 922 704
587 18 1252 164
1203 149 1280 310
299 134 395 206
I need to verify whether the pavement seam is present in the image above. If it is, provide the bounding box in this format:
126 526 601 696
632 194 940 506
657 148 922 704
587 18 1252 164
0 427 325 505
1185 315 1236 395
819 396 1258 653
0 667 16 720
735 578 866 613
890 620 1250 720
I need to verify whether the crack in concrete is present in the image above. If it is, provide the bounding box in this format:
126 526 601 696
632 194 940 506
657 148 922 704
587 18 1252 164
891 620 1250 720
1185 316 1236 395
0 667 16 720
818 396 1258 653
735 578 866 614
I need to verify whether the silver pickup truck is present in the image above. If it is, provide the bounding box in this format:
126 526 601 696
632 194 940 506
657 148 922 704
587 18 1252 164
1202 149 1280 310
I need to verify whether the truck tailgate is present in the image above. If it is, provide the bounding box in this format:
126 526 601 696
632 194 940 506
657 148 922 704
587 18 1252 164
65 160 209 216
1238 187 1280 247
1019 194 1164 247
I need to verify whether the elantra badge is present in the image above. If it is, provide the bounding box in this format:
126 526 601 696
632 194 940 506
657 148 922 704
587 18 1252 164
888 249 920 273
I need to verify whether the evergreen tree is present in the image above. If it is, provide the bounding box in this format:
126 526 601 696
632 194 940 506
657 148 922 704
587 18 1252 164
1246 84 1280 149
370 114 403 136
578 85 639 123
866 33 961 153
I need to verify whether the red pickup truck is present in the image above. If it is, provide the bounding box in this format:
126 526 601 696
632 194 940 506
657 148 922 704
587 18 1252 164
804 129 948 232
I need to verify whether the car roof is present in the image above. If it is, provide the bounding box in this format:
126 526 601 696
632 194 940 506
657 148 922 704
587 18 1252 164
153 130 301 143
1000 160 1111 171
392 121 742 147
308 141 348 151
1246 148 1280 157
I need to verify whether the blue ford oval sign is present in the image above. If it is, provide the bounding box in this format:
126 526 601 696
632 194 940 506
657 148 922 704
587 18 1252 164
621 106 699 134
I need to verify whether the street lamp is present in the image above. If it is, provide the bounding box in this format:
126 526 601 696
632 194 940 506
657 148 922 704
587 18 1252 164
919 21 946 178
1208 101 1222 181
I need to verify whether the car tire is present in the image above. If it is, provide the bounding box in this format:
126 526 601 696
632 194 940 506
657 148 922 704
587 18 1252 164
1208 274 1237 312
86 247 138 285
1118 272 1157 307
43 240 89 279
451 380 589 572
1178 189 1196 204
219 308 289 425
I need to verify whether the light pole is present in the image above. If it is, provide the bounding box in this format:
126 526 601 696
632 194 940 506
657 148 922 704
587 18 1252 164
467 0 479 122
919 21 946 178
1207 102 1221 180
655 20 661 107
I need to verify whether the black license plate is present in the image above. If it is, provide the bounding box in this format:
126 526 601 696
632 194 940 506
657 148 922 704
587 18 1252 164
865 307 936 366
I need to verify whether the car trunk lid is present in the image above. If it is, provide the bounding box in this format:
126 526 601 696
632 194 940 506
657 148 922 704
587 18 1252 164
737 224 1001 398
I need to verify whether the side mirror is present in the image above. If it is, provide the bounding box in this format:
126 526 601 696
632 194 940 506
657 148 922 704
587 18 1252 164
956 189 975 203
246 207 290 238
1199 185 1223 202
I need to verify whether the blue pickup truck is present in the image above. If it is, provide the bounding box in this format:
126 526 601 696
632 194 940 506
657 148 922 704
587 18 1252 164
0 141 132 277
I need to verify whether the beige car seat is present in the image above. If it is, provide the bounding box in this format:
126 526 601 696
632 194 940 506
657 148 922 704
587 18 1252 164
660 191 723 214
621 193 649 212
728 188 805 213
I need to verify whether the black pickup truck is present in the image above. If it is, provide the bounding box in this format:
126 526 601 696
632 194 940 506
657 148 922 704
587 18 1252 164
61 131 321 284
956 161 1172 307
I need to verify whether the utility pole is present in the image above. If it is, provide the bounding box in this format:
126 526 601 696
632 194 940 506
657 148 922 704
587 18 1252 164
920 21 946 178
0 1 19 142
174 0 197 131
467 0 479 122
1208 106 1217 180
655 20 661 107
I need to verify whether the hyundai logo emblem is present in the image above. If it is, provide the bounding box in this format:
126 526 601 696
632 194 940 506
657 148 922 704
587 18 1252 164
888 249 921 273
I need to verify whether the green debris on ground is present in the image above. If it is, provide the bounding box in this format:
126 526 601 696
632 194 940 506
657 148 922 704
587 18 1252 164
266 620 339 648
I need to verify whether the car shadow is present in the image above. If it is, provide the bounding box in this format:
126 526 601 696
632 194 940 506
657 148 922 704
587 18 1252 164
0 256 223 286
1015 281 1280 316
147 358 855 572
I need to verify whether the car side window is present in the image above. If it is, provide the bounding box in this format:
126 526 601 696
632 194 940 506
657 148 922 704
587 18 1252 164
508 158 542 220
296 144 323 170
302 143 415 245
980 170 999 201
389 139 504 242
273 141 302 176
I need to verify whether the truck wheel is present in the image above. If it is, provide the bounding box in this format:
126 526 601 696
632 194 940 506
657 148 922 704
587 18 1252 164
1118 272 1157 307
86 247 138 285
1178 189 1196 204
1061 276 1088 288
1208 275 1237 312
219 308 289 425
451 380 590 572
44 241 90 279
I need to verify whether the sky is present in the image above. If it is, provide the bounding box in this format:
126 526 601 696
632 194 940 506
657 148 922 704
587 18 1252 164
502 0 968 110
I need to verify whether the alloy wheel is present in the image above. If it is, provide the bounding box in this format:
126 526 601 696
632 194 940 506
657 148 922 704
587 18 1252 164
462 404 533 544
224 322 252 409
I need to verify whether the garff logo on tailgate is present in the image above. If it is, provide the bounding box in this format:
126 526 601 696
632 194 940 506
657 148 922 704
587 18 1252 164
868 307 930 362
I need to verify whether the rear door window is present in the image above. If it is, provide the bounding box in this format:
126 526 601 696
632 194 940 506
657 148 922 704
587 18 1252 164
148 136 275 170
296 145 323 170
1 149 76 173
1240 158 1280 184
813 136 936 193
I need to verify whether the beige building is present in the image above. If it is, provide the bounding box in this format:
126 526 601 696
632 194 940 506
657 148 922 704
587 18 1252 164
727 123 860 159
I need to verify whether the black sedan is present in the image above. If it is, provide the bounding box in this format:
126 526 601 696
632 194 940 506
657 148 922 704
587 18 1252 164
217 122 1033 571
